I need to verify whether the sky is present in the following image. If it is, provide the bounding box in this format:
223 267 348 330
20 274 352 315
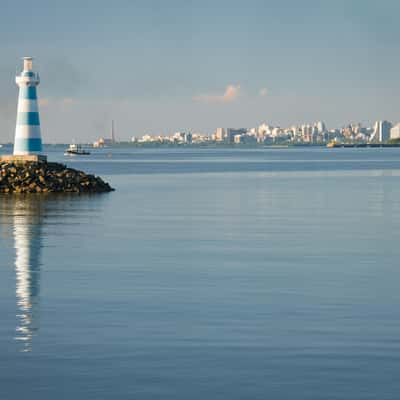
1 0 400 142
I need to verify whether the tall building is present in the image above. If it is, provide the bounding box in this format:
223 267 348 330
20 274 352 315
258 123 269 135
215 128 225 142
111 120 116 143
370 120 392 143
291 125 299 137
316 121 326 133
301 124 312 142
13 57 43 155
185 131 193 144
226 128 247 143
390 123 400 140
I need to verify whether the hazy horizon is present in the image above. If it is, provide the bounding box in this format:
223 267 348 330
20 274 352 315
1 0 400 143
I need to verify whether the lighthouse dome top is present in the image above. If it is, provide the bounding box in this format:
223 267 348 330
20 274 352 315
22 57 34 71
16 57 39 85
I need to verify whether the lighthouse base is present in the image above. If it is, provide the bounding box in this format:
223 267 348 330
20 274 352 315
0 154 47 164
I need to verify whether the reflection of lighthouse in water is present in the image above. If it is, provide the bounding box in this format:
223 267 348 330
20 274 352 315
13 198 43 352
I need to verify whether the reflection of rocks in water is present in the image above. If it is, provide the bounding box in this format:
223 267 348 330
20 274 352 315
11 197 44 352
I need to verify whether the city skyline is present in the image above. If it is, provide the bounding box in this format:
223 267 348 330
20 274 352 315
128 119 399 146
1 0 400 142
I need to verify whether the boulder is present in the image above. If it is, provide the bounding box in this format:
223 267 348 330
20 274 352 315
0 161 114 194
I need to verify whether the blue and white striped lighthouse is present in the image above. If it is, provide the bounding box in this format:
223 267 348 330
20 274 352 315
13 57 43 155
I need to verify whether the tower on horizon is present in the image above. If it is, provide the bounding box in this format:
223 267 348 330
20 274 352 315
13 57 43 155
111 120 115 143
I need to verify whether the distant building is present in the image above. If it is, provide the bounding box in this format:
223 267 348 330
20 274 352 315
291 125 299 137
215 128 225 142
370 120 392 143
93 137 114 148
301 124 312 143
258 123 269 135
233 134 242 144
342 124 354 139
226 128 247 143
185 132 192 144
390 123 400 140
93 121 117 147
138 135 153 143
233 134 257 144
93 138 105 148
316 121 326 133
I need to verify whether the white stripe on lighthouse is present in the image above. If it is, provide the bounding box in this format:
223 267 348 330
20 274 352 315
14 125 42 139
17 99 39 113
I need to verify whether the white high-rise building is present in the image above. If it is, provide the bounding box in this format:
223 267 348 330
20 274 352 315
370 120 392 143
390 123 400 140
215 128 225 142
291 125 299 137
316 121 326 133
258 123 268 135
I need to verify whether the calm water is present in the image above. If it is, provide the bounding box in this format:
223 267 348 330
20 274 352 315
1 146 400 399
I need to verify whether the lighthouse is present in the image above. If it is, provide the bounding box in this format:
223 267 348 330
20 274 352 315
0 57 113 193
13 57 43 156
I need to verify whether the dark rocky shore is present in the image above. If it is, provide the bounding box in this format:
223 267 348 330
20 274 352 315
0 161 114 193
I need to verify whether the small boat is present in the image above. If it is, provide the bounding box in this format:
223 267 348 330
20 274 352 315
64 144 90 156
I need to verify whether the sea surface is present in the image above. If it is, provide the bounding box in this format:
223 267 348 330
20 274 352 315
1 145 400 399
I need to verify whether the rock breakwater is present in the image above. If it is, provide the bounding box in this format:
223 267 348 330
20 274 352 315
0 162 114 193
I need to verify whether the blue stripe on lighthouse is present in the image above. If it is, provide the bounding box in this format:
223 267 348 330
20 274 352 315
19 87 37 100
21 71 35 77
14 137 42 153
16 112 40 125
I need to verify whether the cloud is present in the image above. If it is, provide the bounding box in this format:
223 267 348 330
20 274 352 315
259 87 268 97
193 84 241 104
38 97 76 108
62 97 74 105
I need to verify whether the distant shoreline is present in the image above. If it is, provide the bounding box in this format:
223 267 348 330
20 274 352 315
2 142 400 149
